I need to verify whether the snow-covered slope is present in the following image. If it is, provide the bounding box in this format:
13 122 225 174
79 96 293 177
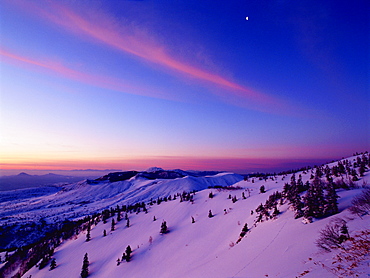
16 154 370 278
0 171 242 229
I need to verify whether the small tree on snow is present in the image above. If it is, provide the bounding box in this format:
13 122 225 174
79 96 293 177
111 219 115 231
80 253 89 278
86 223 91 242
160 221 168 234
125 245 132 262
49 258 57 270
208 210 213 218
239 223 249 238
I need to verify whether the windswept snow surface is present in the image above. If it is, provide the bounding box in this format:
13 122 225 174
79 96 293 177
21 157 370 278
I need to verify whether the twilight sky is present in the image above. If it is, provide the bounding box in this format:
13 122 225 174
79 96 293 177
0 0 369 174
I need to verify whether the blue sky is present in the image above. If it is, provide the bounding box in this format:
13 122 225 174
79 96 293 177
0 0 369 173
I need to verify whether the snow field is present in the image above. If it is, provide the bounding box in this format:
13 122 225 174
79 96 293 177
24 167 370 277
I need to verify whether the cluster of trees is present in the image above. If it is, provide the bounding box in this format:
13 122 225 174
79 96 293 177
253 153 370 224
117 245 133 266
148 191 196 205
236 223 249 243
255 192 281 223
0 217 93 278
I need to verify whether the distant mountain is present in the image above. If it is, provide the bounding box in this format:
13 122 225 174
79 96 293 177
0 173 84 191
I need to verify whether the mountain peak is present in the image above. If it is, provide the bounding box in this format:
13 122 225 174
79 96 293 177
145 167 164 173
17 172 31 177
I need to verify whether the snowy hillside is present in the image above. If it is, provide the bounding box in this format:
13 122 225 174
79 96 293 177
1 154 370 278
0 170 242 249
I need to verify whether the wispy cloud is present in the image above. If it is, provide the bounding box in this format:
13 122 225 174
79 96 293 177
8 0 295 114
0 48 177 101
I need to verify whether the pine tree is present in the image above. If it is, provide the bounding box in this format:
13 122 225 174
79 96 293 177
239 223 249 238
209 192 214 198
208 210 213 218
303 176 325 218
160 221 168 234
125 245 132 262
259 185 266 193
191 216 195 223
50 258 57 270
126 218 130 227
86 223 91 242
359 163 366 177
103 229 107 237
324 182 339 216
272 206 280 217
111 219 115 231
80 253 89 278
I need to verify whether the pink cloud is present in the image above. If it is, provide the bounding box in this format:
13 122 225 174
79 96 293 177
8 0 293 114
0 48 177 101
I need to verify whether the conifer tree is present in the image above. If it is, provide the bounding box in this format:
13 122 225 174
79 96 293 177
160 221 168 234
111 219 115 231
303 176 325 218
259 185 266 193
86 223 91 242
126 218 130 227
239 223 249 238
324 182 339 216
80 253 89 278
296 175 306 192
125 245 132 262
208 210 213 218
272 206 280 217
103 229 107 237
50 258 57 270
359 163 366 177
191 216 195 223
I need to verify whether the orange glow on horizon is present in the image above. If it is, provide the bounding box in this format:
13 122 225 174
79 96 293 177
0 155 337 174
